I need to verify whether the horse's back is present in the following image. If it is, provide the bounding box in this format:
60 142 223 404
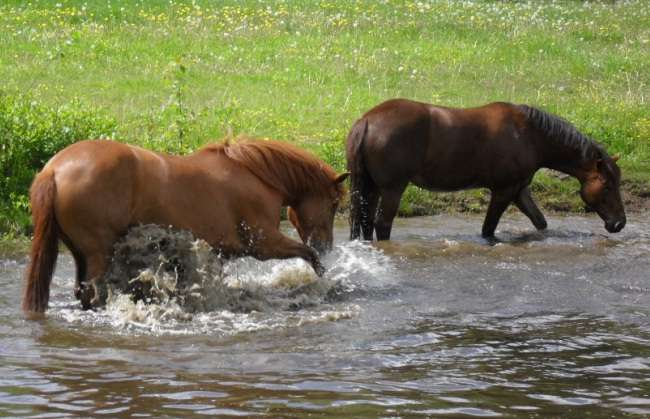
363 99 519 141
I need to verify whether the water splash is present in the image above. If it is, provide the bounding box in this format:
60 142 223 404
54 225 393 335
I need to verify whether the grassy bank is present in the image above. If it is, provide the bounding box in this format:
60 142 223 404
1 0 649 236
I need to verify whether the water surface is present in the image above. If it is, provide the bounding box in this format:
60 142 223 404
1 214 649 417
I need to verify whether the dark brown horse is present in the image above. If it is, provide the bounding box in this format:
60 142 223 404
23 138 348 313
346 99 626 240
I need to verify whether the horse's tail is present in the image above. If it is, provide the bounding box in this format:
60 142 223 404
23 170 59 314
346 118 370 240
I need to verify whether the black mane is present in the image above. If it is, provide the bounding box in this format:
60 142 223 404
518 105 604 161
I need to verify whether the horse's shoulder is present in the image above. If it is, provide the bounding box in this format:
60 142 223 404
477 101 517 113
125 143 170 160
475 102 526 123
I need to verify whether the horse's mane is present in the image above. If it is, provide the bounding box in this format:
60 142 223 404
518 105 604 161
207 137 340 199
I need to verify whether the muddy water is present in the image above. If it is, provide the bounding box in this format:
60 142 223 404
1 214 650 417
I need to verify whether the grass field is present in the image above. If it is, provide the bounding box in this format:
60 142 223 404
1 0 649 234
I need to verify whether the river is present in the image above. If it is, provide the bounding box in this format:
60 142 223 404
1 214 649 417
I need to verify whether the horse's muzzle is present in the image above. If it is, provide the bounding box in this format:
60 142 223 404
605 218 626 233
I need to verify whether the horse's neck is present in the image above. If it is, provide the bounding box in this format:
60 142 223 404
538 142 589 181
283 193 301 208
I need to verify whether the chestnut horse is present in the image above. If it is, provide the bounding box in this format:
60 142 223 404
346 99 626 240
23 139 348 313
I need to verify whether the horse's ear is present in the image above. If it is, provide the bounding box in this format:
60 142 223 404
334 172 350 184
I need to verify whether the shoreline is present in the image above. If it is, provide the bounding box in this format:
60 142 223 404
3 189 647 257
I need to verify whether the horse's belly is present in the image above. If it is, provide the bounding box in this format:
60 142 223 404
135 200 228 241
412 173 484 192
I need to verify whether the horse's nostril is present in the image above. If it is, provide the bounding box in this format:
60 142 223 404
607 219 626 233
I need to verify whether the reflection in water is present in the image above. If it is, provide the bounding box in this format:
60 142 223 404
1 214 649 417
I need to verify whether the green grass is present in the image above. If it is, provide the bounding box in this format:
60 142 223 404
0 0 649 234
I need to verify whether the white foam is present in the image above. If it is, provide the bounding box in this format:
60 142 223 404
50 229 394 336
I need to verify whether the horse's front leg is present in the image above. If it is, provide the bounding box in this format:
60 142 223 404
482 189 516 238
254 231 325 276
514 186 547 230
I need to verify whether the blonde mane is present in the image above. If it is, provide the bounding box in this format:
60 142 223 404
205 137 340 200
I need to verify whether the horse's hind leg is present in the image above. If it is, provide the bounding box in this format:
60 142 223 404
60 235 87 302
514 186 547 231
350 172 379 241
67 249 110 310
361 185 379 241
83 252 110 308
375 186 406 241
62 229 116 309
482 189 515 238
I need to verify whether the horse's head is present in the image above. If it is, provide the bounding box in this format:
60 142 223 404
288 172 349 254
579 155 626 233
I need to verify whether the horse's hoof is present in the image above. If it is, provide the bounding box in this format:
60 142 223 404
313 263 326 277
74 286 82 300
483 236 501 246
76 285 96 310
535 220 548 230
